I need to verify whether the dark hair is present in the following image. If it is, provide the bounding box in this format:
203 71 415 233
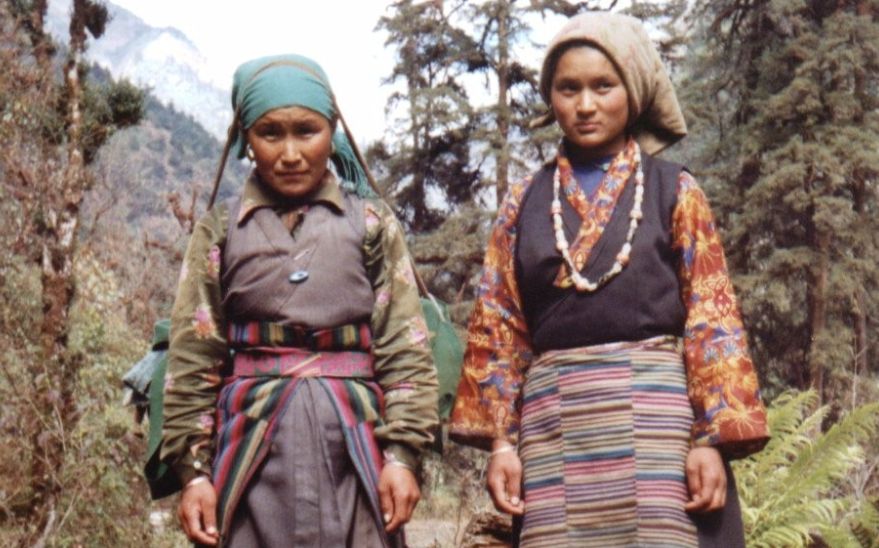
541 39 634 131
541 39 627 100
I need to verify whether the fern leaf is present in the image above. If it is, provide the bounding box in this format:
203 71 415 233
734 391 879 547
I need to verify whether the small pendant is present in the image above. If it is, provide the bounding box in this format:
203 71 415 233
288 270 309 284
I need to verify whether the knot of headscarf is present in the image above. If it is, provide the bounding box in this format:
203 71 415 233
534 12 687 155
230 54 373 198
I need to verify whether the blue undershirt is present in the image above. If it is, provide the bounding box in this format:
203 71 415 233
570 153 615 198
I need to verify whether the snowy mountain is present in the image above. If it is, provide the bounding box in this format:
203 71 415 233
46 0 230 139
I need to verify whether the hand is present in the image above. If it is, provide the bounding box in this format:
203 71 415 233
378 464 421 533
178 478 219 545
486 441 524 516
684 446 726 513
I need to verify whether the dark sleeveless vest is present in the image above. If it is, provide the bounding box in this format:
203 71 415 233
221 193 375 329
514 153 687 353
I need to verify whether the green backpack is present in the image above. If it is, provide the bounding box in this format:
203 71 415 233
122 319 179 498
420 296 464 420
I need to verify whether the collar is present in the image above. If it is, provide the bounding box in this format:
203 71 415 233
555 137 637 199
569 152 616 173
237 170 345 225
558 137 635 172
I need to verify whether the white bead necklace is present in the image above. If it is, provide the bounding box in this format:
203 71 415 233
552 146 645 292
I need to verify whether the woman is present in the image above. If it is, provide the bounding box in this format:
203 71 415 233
450 13 769 547
160 54 438 547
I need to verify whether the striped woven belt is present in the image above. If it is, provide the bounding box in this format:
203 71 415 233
529 335 682 373
232 347 374 378
227 320 372 351
228 321 374 378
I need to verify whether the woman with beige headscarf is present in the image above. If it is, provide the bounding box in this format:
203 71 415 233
450 12 769 547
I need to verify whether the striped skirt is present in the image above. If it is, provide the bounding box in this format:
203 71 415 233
212 344 391 545
519 336 698 547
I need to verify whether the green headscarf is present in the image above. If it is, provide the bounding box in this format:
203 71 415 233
230 54 373 197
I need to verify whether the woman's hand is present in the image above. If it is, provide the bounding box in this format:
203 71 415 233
486 441 524 516
684 446 727 513
178 478 219 545
378 464 421 533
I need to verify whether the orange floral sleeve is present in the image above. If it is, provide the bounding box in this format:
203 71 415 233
673 171 769 458
450 165 770 458
448 177 535 450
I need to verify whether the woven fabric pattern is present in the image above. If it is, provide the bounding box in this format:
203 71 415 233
519 336 698 547
227 320 372 350
212 352 384 539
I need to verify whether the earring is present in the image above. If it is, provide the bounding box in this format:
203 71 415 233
330 141 336 155
246 146 255 161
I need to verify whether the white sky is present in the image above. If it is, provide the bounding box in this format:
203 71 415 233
109 0 399 142
106 0 565 143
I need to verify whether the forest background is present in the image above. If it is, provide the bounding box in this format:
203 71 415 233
1 0 878 546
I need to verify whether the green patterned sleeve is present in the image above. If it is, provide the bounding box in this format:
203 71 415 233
160 204 229 486
363 199 439 469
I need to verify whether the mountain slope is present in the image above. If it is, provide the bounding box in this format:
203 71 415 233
47 0 230 138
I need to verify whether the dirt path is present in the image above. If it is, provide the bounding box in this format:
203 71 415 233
405 517 461 547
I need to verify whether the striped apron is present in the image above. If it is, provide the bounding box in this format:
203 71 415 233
519 336 698 547
212 321 389 545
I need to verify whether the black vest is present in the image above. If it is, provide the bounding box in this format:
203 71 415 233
514 153 686 353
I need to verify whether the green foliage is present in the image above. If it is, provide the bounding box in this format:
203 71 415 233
50 261 155 545
77 0 108 40
80 75 146 163
845 500 879 548
681 1 879 401
106 77 146 127
409 204 492 326
374 0 480 232
734 391 879 547
0 253 161 544
0 3 193 543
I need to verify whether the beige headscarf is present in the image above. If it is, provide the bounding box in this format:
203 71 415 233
534 12 687 155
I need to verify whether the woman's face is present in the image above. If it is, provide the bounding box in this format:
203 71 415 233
550 45 629 159
246 106 334 199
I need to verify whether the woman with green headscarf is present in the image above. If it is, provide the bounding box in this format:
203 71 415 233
159 54 439 547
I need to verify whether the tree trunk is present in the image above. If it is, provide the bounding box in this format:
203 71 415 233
403 36 430 231
855 0 874 16
495 0 511 208
30 0 52 67
851 289 867 409
806 224 829 404
29 2 90 541
849 13 871 406
850 173 868 410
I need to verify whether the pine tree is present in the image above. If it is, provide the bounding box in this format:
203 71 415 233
682 0 879 405
372 0 480 232
464 0 534 206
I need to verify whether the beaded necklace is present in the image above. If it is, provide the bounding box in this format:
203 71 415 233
552 143 644 292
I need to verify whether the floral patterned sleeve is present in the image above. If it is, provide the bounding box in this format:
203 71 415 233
673 172 770 459
448 179 535 450
363 199 439 469
161 204 229 486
